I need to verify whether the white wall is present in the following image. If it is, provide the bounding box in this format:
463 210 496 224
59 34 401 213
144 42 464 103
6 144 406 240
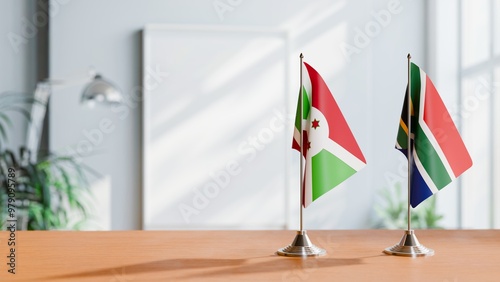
0 0 38 150
49 0 426 230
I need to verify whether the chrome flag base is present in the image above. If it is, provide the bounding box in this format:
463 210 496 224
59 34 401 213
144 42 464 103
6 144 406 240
277 230 326 257
384 230 434 257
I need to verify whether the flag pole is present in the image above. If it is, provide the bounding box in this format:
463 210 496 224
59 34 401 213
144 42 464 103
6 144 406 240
299 52 304 232
277 53 325 257
383 53 434 257
406 53 412 232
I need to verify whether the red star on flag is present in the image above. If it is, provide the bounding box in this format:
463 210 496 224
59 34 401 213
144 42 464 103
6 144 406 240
312 119 320 129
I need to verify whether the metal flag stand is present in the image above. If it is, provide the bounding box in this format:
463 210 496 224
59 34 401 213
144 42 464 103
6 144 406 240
383 54 434 257
277 53 326 257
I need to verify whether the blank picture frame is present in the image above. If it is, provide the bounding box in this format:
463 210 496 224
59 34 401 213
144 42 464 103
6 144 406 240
142 24 292 230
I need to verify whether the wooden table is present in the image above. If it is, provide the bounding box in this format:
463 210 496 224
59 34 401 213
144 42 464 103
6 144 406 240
0 230 499 281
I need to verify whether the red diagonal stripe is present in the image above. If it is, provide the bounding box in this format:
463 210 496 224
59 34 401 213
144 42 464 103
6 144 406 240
422 75 472 177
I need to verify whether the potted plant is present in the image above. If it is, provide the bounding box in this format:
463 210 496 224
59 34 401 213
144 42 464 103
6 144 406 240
0 92 93 230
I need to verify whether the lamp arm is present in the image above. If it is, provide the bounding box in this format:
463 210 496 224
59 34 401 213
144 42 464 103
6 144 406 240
25 82 51 162
25 69 121 161
43 77 93 89
25 71 94 161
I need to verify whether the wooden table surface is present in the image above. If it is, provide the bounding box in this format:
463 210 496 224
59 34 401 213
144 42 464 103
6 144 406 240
0 230 499 281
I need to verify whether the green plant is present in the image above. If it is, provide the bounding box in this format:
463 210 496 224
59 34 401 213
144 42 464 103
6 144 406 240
373 182 444 229
0 92 93 230
0 148 93 230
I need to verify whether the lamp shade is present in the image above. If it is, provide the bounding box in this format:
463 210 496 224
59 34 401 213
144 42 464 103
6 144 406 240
81 74 122 105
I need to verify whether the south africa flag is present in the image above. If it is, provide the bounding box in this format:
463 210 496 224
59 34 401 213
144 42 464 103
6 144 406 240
397 62 472 207
292 62 366 207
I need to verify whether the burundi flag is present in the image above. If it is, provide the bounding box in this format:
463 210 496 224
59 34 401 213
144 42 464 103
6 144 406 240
293 62 366 207
396 62 473 208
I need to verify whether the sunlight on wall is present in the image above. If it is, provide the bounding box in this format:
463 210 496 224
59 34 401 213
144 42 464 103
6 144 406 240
144 27 288 229
142 0 426 230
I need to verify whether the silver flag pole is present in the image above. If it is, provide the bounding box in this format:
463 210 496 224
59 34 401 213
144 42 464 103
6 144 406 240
277 53 326 257
383 54 434 257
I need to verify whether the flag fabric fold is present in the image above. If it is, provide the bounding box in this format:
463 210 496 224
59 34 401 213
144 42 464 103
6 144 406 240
293 62 366 208
396 62 473 208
